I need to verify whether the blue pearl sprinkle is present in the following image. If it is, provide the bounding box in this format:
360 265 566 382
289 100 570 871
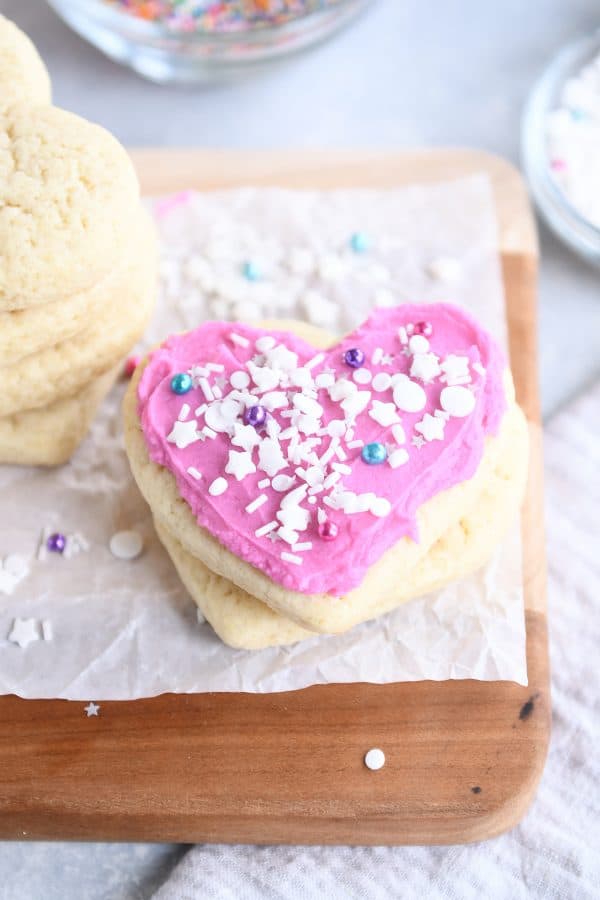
361 442 387 465
242 261 262 282
350 231 370 253
170 372 193 395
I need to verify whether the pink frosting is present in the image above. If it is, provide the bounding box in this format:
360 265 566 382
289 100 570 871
138 304 506 596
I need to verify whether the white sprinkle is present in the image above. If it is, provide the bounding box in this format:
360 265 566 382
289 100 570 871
409 334 429 355
353 368 372 385
278 527 300 546
397 326 408 345
229 332 250 348
292 541 313 552
245 494 268 513
41 620 53 641
305 353 325 370
319 445 336 467
308 483 325 495
230 370 250 390
372 372 392 392
256 335 276 352
389 448 409 468
194 404 208 416
345 427 355 441
272 474 296 493
202 426 217 439
327 420 347 439
255 521 278 537
8 617 39 648
346 439 364 449
370 497 392 517
334 446 347 461
187 466 203 480
308 496 317 505
332 462 351 475
364 748 385 771
212 384 223 399
258 478 271 489
369 400 400 427
440 385 476 417
473 362 486 376
109 530 144 560
206 363 224 373
427 256 461 282
392 424 406 445
37 526 51 561
315 372 335 389
209 477 228 496
178 403 191 421
199 378 214 402
281 551 303 565
372 347 383 365
323 471 341 489
73 532 90 552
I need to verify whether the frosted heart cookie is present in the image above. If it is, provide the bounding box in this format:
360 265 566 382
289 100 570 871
0 207 156 367
0 104 140 308
0 15 51 110
124 305 528 636
0 365 119 467
0 208 157 418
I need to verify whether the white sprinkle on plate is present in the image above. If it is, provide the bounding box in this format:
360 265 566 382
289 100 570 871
364 748 385 771
109 530 144 561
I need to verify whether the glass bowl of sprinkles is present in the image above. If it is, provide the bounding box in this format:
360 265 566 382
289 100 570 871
45 0 372 83
522 29 600 264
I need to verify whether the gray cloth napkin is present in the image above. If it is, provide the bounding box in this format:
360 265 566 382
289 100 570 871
153 380 600 900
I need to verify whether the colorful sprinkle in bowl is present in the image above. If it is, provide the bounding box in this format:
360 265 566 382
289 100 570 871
522 29 600 265
45 0 373 84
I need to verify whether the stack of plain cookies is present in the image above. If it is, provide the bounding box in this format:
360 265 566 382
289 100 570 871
0 15 157 465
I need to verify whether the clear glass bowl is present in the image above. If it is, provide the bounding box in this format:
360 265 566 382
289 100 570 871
46 0 373 84
522 29 600 264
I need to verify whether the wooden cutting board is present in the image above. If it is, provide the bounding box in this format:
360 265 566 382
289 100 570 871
0 150 548 845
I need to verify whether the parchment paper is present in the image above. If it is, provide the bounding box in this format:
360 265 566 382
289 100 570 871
0 175 527 699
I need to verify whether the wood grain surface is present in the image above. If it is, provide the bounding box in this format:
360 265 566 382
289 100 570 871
0 150 548 845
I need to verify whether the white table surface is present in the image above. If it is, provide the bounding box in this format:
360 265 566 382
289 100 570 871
0 0 598 897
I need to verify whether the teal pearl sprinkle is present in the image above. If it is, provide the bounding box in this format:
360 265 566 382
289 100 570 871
170 372 193 395
361 442 387 465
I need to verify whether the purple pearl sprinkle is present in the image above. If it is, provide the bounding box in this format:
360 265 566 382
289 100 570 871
47 532 66 554
343 347 365 368
244 405 267 428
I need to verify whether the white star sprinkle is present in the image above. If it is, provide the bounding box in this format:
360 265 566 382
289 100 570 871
231 423 262 452
415 413 446 442
167 418 202 449
225 449 256 481
410 353 441 384
379 353 394 366
369 400 400 428
84 702 100 717
8 618 39 649
411 435 426 449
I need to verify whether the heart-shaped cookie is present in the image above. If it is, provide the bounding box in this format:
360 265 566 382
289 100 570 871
136 304 508 599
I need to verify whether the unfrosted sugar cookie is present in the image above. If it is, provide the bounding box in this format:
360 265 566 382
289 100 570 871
124 305 528 638
0 207 156 367
0 104 140 308
0 208 157 417
0 365 119 467
0 15 51 110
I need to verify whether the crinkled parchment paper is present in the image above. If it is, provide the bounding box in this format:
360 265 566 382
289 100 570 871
0 175 526 698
